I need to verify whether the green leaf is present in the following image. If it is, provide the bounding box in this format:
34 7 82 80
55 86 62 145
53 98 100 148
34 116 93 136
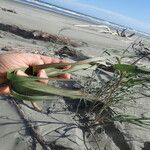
11 81 90 101
113 64 150 74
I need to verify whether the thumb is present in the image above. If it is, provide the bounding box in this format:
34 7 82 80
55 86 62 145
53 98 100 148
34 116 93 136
16 69 48 84
0 70 28 95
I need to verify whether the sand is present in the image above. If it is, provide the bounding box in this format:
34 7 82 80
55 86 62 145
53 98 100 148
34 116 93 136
0 0 150 150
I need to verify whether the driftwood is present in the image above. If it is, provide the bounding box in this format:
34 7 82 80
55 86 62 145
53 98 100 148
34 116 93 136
116 28 135 38
132 40 150 60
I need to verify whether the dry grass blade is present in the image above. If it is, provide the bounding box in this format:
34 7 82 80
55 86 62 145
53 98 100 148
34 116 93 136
112 115 150 128
33 57 101 73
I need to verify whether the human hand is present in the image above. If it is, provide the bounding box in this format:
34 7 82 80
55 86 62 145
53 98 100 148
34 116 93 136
0 52 70 94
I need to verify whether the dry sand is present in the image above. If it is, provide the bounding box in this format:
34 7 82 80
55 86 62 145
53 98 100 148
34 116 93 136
0 0 150 150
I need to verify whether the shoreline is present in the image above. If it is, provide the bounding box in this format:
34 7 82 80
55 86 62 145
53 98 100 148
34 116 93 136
0 0 136 51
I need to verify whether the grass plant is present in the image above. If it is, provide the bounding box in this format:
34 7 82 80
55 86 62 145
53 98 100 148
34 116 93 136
6 39 150 130
6 56 150 128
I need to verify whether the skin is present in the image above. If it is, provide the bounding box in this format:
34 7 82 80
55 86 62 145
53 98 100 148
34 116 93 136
0 52 70 94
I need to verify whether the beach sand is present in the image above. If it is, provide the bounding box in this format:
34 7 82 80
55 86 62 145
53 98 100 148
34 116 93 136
0 0 150 150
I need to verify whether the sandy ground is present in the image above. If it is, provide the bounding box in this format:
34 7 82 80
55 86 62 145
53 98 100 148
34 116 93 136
0 0 150 150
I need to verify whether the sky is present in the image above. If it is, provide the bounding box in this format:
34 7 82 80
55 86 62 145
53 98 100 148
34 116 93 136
42 0 150 33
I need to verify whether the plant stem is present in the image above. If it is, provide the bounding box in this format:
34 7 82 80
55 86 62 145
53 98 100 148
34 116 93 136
96 72 123 121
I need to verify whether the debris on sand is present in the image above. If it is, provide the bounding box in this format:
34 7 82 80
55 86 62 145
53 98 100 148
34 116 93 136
0 7 17 14
116 28 135 38
55 46 90 60
0 23 81 47
132 40 150 60
1 46 13 51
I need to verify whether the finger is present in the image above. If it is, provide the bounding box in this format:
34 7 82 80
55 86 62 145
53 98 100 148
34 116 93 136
24 53 72 69
40 56 72 75
56 73 71 79
40 55 71 66
39 55 71 79
40 55 60 64
0 86 10 95
37 69 48 84
23 53 44 66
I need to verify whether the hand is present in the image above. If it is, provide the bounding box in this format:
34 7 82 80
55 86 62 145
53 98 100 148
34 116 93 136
0 52 70 94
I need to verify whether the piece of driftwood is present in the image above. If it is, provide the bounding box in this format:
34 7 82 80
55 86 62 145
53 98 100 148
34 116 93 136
116 28 135 38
